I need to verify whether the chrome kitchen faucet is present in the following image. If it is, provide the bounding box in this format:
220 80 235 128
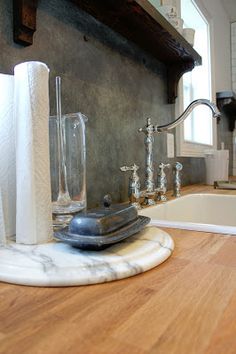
138 99 221 205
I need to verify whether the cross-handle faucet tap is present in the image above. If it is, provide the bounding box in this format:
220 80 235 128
156 163 171 201
120 164 141 209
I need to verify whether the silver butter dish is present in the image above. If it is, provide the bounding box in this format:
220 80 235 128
54 195 150 250
69 203 138 236
54 215 150 250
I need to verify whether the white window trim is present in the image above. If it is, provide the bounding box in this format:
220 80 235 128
176 0 217 157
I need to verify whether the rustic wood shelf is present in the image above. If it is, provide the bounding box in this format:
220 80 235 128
13 0 38 46
13 0 202 103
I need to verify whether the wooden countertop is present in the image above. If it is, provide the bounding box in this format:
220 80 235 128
1 184 236 354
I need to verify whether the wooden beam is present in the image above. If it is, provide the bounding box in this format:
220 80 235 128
167 61 195 104
13 0 38 46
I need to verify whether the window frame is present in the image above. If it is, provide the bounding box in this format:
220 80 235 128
176 0 217 157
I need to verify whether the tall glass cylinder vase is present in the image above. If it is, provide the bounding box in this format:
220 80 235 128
49 112 87 225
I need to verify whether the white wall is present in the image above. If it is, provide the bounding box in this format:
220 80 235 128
196 0 231 93
232 22 236 92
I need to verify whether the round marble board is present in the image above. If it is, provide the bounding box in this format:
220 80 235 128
0 226 174 287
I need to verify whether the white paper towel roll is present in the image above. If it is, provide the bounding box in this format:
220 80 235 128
0 74 16 238
14 61 53 244
0 188 6 245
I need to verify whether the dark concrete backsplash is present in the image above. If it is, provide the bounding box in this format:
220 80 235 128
1 0 205 207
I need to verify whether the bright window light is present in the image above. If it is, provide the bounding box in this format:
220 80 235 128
181 0 212 145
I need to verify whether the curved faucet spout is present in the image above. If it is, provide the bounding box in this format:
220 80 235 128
155 99 221 133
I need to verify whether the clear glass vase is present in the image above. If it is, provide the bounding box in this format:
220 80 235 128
49 112 87 222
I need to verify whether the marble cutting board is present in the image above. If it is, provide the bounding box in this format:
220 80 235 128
0 226 174 287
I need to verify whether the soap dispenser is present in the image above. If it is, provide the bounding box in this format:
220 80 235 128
120 164 141 209
173 162 183 198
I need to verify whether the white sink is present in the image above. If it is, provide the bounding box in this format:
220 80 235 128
139 193 236 235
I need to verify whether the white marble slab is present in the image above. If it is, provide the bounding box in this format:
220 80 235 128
0 227 174 287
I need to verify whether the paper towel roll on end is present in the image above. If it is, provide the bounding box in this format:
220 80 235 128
0 189 6 245
14 61 53 244
0 73 16 238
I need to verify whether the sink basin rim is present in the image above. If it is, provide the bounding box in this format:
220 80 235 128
139 193 236 235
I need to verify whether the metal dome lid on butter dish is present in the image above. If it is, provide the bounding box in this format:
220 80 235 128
54 195 150 250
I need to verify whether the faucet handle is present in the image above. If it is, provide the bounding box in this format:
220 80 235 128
158 162 171 172
120 163 139 173
174 162 183 171
138 118 155 134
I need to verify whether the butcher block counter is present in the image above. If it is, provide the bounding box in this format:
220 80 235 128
1 184 236 354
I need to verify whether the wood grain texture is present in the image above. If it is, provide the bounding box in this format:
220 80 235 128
1 184 236 354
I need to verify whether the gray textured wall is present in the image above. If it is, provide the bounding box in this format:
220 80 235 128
0 0 205 207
